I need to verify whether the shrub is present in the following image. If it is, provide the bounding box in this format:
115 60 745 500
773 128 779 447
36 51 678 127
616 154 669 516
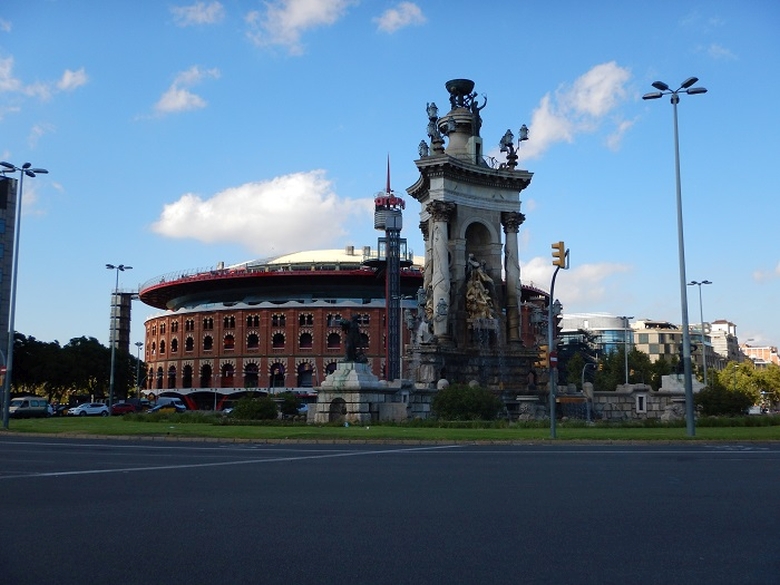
695 385 755 416
431 383 503 421
232 396 278 420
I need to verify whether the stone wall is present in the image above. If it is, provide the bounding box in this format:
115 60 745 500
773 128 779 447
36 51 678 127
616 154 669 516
592 384 687 422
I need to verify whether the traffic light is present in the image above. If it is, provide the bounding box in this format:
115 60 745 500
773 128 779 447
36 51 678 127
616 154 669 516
551 241 566 268
536 344 549 368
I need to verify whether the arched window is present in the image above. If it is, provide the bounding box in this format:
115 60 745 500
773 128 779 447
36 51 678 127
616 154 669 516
156 367 164 390
160 323 166 334
159 339 166 354
170 338 178 353
224 334 235 350
272 332 285 349
185 337 194 352
247 333 259 349
182 365 193 388
327 332 341 349
221 363 234 388
200 364 213 388
269 363 285 388
203 335 213 351
167 366 176 389
246 315 259 327
299 313 313 326
299 332 313 349
243 363 259 387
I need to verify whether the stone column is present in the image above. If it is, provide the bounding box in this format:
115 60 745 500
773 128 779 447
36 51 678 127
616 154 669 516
426 201 455 340
502 211 525 345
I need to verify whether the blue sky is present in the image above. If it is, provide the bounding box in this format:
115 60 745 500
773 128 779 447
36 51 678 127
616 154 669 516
1 0 778 350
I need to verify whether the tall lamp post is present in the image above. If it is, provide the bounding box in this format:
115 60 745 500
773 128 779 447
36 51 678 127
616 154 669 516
643 77 707 437
134 341 144 400
1 161 48 430
106 263 132 411
688 280 712 387
619 316 634 385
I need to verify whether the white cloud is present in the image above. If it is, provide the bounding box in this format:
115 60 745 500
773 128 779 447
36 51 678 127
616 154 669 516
151 170 364 254
28 122 56 148
753 262 780 283
153 66 220 115
0 56 88 101
171 2 225 26
497 62 632 161
245 0 356 55
0 19 11 33
57 68 88 92
521 256 631 306
0 56 21 92
374 2 426 33
705 43 736 60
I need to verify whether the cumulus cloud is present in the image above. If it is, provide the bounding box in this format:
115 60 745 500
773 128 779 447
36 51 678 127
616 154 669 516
499 62 632 162
0 56 87 100
704 43 736 60
374 2 426 33
521 256 632 306
245 0 355 55
153 65 220 115
171 1 225 26
57 68 88 92
753 262 780 283
151 170 364 254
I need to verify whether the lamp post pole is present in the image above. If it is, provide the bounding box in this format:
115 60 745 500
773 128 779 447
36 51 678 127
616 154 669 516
643 77 707 437
1 161 48 430
106 263 132 411
688 280 712 387
619 316 633 385
134 341 143 400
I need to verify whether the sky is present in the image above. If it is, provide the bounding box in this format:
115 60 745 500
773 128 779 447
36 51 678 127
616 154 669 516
1 0 778 351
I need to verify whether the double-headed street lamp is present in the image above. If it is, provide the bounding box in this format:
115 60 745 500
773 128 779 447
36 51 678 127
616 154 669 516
1 161 48 430
106 263 132 410
688 280 712 387
643 77 707 437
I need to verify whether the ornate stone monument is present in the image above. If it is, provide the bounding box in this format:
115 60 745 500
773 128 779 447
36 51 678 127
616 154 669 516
405 79 545 415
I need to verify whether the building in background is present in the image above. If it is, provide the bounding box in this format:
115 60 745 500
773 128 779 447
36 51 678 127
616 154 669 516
740 343 780 367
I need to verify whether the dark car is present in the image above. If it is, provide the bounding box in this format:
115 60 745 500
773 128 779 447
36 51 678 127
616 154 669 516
110 402 137 415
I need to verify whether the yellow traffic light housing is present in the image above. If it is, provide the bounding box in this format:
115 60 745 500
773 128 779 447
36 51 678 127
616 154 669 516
536 344 549 368
551 241 567 268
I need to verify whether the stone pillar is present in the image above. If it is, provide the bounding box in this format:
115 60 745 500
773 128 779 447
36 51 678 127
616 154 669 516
426 200 455 340
502 211 525 345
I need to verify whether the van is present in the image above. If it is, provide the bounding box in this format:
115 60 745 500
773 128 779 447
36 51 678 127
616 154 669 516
9 396 51 418
156 397 187 410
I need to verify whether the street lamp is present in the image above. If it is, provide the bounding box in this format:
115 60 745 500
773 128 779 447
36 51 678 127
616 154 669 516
688 280 712 387
134 341 144 400
643 77 707 437
1 161 48 429
106 263 133 411
619 316 634 385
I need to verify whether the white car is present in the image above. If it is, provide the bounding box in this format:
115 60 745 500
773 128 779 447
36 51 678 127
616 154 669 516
68 402 110 417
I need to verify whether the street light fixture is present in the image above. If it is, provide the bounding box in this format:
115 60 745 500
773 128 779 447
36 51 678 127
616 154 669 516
643 77 707 437
1 161 48 430
688 280 712 387
106 263 133 411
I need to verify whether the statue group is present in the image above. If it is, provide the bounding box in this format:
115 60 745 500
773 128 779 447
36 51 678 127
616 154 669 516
340 316 367 363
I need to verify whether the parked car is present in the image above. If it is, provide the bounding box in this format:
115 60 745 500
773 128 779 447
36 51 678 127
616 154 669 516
52 404 71 417
68 403 109 417
8 397 51 418
148 403 186 414
110 402 137 415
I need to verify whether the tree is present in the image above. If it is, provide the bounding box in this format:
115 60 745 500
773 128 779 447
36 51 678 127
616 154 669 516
695 361 761 416
431 383 503 420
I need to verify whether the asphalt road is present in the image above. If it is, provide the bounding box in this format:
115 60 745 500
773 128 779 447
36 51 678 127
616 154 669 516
1 437 778 585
